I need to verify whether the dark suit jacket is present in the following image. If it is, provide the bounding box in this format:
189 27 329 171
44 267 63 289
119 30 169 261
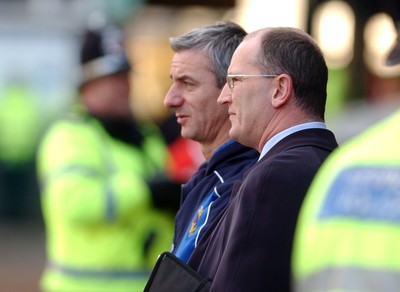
187 128 338 292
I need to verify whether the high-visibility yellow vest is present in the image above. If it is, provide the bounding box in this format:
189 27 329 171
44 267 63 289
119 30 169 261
293 109 400 292
37 108 174 292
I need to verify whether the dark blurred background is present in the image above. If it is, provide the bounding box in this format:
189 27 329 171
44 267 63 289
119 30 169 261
0 0 399 291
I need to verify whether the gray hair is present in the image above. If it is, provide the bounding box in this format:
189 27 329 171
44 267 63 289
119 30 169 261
169 21 247 89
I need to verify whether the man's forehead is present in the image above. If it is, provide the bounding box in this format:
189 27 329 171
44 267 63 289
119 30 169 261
229 38 259 71
170 50 213 75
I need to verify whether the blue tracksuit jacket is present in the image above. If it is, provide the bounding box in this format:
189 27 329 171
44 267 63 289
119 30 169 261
171 140 259 262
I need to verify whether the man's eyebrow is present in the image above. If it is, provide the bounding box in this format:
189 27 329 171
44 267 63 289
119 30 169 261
171 74 195 82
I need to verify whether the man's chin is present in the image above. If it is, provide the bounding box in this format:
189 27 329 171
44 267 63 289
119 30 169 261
180 130 193 141
229 128 238 141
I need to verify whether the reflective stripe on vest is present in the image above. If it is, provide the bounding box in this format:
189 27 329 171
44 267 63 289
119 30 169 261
48 261 150 279
41 164 102 187
296 266 400 292
105 184 116 221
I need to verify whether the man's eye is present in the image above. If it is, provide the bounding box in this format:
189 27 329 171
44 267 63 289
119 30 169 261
181 79 194 86
231 77 243 84
183 81 195 88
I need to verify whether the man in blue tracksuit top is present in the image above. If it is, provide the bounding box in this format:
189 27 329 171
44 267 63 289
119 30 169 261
173 141 257 262
163 21 259 263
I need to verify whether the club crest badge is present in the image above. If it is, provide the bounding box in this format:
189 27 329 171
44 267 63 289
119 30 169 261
189 206 204 237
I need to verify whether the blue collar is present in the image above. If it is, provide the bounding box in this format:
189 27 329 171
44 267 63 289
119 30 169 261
213 140 235 155
259 122 326 161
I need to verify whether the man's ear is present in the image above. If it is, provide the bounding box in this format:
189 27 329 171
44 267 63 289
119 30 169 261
271 74 293 108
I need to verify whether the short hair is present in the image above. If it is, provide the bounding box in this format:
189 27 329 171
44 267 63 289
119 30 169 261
169 21 247 89
255 27 328 120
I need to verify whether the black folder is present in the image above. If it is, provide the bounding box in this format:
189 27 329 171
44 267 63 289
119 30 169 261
144 251 212 292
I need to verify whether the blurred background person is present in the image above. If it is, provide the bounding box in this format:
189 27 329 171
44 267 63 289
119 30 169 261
384 0 400 66
0 78 44 221
37 16 178 292
292 14 400 292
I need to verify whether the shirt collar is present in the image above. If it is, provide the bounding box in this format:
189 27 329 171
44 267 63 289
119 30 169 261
258 122 326 161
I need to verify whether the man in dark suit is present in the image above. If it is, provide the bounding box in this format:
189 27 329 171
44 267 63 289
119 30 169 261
186 27 338 291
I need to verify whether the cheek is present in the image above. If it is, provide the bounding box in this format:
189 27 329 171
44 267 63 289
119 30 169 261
212 102 229 118
235 97 260 128
197 89 224 117
111 84 130 100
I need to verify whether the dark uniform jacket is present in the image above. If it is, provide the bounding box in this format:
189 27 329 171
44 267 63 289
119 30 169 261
187 128 338 292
